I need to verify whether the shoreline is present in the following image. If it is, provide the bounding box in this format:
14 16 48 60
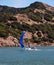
0 42 54 47
0 36 54 47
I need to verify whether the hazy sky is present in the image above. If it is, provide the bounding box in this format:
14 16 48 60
0 0 54 8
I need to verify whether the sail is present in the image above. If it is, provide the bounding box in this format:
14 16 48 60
19 32 26 48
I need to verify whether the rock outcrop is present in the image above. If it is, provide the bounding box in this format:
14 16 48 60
0 36 19 47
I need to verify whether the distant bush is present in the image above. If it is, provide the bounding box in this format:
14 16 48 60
44 13 52 21
0 29 8 37
22 23 31 31
28 12 42 22
0 12 17 22
8 27 22 39
34 38 42 43
42 37 49 42
0 23 8 38
30 2 46 9
11 22 22 29
21 8 33 13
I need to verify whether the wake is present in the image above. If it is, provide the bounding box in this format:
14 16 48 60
25 48 54 51
25 47 41 51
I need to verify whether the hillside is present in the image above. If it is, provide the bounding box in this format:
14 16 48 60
0 1 54 47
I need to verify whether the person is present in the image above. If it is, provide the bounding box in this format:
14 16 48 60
28 40 30 48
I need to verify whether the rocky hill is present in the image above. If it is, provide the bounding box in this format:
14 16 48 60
0 2 54 47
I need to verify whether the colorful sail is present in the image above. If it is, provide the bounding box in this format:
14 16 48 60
19 32 26 48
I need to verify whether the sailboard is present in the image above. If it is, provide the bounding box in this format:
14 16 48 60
19 31 38 50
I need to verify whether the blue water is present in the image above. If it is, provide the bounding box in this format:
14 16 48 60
0 46 54 65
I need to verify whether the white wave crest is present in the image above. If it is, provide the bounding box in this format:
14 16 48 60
25 47 40 51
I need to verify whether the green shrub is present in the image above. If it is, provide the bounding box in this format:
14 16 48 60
28 12 42 22
8 28 22 39
30 2 46 9
0 12 17 22
22 8 33 13
44 13 52 21
0 27 8 38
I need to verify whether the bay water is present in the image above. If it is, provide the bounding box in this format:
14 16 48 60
0 46 54 65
